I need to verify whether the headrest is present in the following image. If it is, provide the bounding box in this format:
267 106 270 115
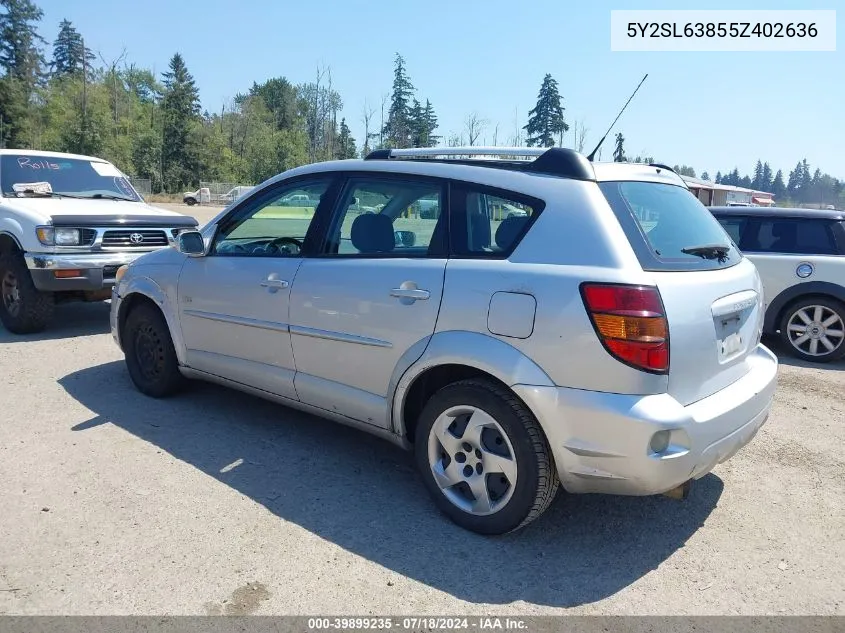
495 216 529 250
350 213 395 253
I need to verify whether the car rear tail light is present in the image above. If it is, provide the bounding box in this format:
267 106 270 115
580 283 669 373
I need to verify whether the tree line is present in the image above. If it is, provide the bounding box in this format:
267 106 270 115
612 134 843 208
1 0 841 207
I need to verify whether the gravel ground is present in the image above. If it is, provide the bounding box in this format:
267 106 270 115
0 200 842 615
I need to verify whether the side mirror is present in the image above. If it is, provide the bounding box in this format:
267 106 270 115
395 230 416 247
177 230 206 256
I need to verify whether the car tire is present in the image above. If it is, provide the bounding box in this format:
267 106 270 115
0 252 55 334
123 302 186 397
414 378 560 535
185 198 197 206
779 296 845 363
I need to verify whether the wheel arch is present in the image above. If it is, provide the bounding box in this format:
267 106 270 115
390 330 555 444
765 281 845 334
0 231 23 256
117 277 186 364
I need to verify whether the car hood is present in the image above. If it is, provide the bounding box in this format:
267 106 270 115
1 197 197 226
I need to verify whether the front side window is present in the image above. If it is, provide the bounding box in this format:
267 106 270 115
745 219 837 255
322 178 445 256
450 184 542 257
0 155 141 201
212 180 330 257
601 181 740 270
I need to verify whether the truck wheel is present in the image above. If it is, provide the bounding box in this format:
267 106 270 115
185 198 197 206
415 378 560 535
123 302 186 397
0 253 55 334
780 297 845 363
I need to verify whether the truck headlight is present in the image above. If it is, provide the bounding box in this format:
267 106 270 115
54 228 81 245
115 264 130 283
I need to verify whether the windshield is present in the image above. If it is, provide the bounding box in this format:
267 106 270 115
0 155 141 201
600 180 741 271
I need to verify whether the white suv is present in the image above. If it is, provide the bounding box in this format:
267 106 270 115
111 148 778 535
0 149 197 334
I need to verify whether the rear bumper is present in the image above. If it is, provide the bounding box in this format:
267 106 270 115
514 344 778 496
24 251 153 292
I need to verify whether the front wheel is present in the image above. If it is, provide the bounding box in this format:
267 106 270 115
184 197 197 207
415 378 560 535
123 302 186 397
780 297 845 363
0 253 55 334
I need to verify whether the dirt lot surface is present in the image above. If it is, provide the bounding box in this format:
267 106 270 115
0 200 842 615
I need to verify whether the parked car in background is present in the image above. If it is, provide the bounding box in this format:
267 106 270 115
184 186 254 206
183 187 211 206
111 147 777 535
0 149 198 334
710 206 845 363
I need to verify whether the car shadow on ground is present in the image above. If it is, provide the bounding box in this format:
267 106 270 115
0 301 111 343
60 360 724 608
763 335 845 371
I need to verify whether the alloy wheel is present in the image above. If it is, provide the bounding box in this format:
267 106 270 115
786 304 845 357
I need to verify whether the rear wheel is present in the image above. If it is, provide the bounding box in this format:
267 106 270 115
414 378 559 535
123 302 186 397
0 253 55 334
780 297 845 363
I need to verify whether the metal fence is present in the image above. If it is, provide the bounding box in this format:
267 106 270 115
128 178 152 197
199 181 255 205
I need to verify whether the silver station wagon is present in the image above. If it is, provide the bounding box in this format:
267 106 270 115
111 148 778 535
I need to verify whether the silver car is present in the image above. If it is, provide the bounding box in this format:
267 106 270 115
110 147 778 535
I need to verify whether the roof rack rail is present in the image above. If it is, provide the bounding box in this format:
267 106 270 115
363 146 595 181
648 163 677 173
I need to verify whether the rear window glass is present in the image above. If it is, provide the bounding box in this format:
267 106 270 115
744 219 837 255
600 181 741 271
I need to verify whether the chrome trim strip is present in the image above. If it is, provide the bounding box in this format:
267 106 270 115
183 309 290 333
289 324 392 348
24 251 146 270
36 225 194 253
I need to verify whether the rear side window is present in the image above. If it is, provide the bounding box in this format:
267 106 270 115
449 184 543 258
744 219 837 255
715 216 748 246
600 181 741 271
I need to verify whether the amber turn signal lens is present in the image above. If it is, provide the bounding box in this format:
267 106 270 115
54 270 82 278
591 313 667 342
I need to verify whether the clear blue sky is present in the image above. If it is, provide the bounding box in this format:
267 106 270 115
36 0 844 180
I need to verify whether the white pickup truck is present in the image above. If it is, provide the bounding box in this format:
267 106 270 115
0 149 198 334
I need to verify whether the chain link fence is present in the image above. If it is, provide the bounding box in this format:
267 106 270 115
128 178 152 197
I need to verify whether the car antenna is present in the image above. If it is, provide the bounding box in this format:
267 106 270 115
586 73 648 162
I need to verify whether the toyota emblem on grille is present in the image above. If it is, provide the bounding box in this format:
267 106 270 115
129 233 144 244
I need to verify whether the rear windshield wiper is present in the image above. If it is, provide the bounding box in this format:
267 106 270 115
681 243 732 259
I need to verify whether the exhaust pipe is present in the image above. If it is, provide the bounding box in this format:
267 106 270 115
663 479 693 500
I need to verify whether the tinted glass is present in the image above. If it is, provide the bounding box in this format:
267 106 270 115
0 155 141 201
450 185 542 257
323 179 444 256
745 219 836 255
600 181 740 270
715 217 748 246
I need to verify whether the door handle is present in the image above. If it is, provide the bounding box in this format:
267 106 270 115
390 287 430 301
260 278 289 290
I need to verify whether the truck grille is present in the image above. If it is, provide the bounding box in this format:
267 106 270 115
101 229 169 248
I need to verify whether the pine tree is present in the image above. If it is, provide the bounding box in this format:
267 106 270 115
800 159 812 196
408 98 423 147
787 161 802 198
701 171 710 181
729 168 741 186
752 160 764 190
161 52 200 190
383 53 414 149
771 169 786 199
715 171 722 184
613 132 626 162
50 19 92 77
761 162 773 192
335 118 356 159
422 99 438 146
524 73 568 147
0 0 45 147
